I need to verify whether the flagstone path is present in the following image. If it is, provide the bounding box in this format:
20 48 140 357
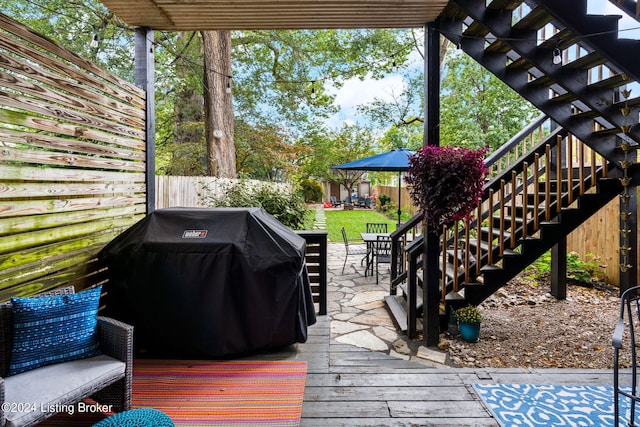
325 240 449 367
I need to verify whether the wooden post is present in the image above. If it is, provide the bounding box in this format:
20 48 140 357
550 135 566 297
551 237 567 300
620 186 638 295
423 227 441 347
422 22 441 347
135 28 156 214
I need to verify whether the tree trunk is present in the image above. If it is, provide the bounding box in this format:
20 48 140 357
202 30 236 178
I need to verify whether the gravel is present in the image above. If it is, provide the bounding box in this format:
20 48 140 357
441 276 626 369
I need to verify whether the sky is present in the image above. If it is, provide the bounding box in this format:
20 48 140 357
324 42 425 129
325 74 410 128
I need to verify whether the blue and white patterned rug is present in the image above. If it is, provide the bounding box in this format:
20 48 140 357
473 383 639 426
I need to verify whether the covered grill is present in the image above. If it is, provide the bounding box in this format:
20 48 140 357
99 207 316 357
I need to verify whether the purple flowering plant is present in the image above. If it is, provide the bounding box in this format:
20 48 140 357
405 145 488 231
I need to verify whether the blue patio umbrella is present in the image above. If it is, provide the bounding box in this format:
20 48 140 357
332 148 415 224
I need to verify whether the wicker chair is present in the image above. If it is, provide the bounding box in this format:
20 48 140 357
0 286 133 427
613 285 640 426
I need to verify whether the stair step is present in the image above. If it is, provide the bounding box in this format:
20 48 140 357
511 5 552 31
564 51 606 70
480 227 512 240
398 282 424 308
491 214 524 226
384 295 408 333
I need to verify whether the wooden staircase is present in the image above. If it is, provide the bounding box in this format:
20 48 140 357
385 0 640 343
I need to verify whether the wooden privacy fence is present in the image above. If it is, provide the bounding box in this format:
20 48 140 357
155 175 290 208
0 13 147 300
566 193 637 287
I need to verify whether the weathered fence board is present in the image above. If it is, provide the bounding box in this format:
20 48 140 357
155 175 290 209
0 128 145 159
566 191 640 287
0 12 146 299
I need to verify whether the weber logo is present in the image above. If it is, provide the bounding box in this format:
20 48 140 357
182 230 208 239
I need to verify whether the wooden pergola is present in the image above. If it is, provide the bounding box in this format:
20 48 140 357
98 0 449 30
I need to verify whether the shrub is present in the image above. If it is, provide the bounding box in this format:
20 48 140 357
526 251 605 283
378 194 391 207
298 178 324 203
204 180 309 230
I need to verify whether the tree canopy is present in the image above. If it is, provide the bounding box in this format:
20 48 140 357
0 1 541 185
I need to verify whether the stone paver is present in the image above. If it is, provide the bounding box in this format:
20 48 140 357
326 240 450 367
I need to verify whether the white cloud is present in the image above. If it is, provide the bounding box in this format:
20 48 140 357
326 74 408 128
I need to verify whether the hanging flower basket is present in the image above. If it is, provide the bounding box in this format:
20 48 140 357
405 146 488 231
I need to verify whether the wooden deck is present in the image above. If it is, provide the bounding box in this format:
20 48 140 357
251 314 617 426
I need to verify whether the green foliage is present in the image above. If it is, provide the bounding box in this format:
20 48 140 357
232 29 414 129
525 251 605 283
529 251 552 276
298 178 324 203
377 197 396 216
204 181 310 230
156 141 207 176
357 71 426 147
378 194 391 206
298 123 376 195
454 305 482 325
235 121 303 181
567 252 604 282
441 51 539 151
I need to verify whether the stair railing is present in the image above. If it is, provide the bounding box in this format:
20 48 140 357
389 125 611 337
389 210 422 295
389 115 554 295
440 131 609 304
484 114 551 178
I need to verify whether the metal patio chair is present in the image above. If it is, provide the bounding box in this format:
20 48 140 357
341 227 367 274
613 285 640 426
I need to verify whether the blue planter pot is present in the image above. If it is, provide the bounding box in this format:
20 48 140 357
459 322 481 343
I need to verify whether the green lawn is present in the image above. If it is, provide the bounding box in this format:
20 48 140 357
324 209 397 242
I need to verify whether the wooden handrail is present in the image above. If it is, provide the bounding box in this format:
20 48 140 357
388 127 609 336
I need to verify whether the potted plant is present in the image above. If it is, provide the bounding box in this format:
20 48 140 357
454 305 482 343
405 145 488 232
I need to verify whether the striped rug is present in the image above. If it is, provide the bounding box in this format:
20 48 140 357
40 359 308 426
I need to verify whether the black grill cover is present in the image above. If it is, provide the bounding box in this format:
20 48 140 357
99 207 316 357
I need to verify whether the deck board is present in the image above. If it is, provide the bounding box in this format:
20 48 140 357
247 314 616 426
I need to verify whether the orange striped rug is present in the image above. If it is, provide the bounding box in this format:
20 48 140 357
40 359 308 426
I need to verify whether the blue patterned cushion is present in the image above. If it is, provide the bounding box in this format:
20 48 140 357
8 286 102 376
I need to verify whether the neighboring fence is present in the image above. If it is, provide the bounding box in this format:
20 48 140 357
374 185 418 216
155 175 290 208
0 13 146 300
566 192 639 287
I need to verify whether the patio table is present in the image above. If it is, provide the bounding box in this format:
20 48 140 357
360 232 390 276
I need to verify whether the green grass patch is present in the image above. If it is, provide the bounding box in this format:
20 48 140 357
324 209 398 242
